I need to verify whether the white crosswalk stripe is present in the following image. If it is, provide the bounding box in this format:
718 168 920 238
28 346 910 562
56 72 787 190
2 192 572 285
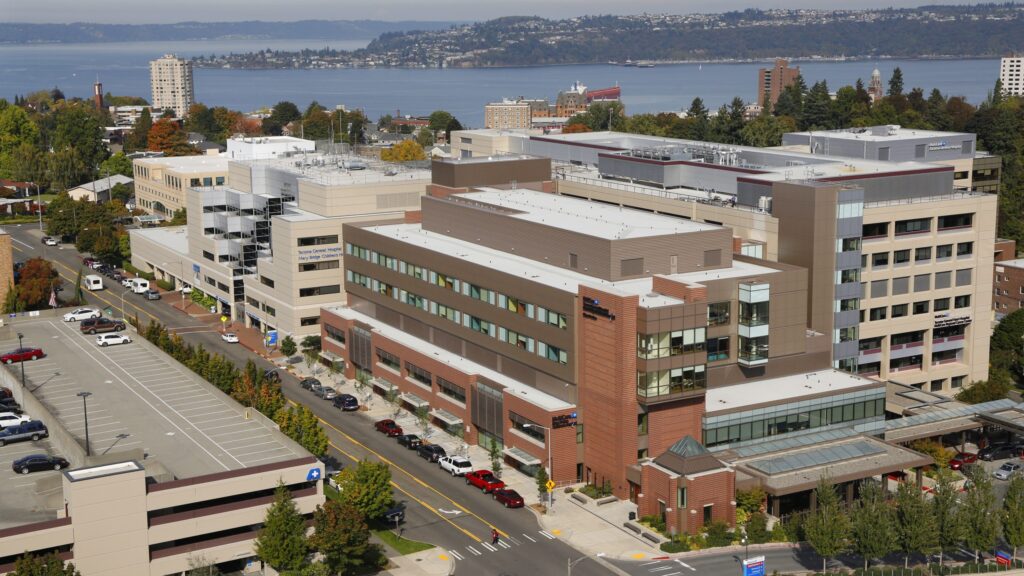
674 559 696 572
466 546 482 556
540 530 556 539
481 542 497 552
497 540 511 549
449 550 463 561
522 533 536 542
650 567 675 573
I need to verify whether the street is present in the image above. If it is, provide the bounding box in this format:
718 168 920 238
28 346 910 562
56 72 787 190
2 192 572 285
8 225 614 576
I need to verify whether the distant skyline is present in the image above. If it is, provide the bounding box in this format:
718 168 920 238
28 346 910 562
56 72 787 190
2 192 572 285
5 0 997 25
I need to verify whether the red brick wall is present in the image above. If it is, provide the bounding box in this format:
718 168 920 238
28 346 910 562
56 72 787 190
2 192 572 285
504 393 577 484
647 398 705 457
404 210 423 224
651 276 707 303
578 286 639 498
640 465 736 535
320 309 357 379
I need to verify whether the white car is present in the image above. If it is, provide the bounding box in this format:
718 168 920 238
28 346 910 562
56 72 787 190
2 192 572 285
63 307 101 322
221 332 239 343
994 462 1022 481
0 412 31 429
96 334 132 347
439 455 473 476
181 285 193 294
43 237 58 246
121 278 133 288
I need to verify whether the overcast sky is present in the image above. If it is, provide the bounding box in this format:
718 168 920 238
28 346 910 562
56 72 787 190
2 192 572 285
5 0 994 24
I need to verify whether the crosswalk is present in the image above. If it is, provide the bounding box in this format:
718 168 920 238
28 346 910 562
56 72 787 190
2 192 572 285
637 559 697 574
448 530 558 561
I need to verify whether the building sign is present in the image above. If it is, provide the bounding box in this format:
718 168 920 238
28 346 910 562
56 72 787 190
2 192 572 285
298 246 343 263
996 551 1011 566
552 412 578 429
306 468 322 482
927 140 961 152
933 314 972 329
742 556 766 576
582 296 615 321
266 330 278 346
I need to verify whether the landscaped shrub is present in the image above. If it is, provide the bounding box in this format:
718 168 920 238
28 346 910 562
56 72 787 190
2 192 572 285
703 520 733 548
659 537 691 553
156 279 174 291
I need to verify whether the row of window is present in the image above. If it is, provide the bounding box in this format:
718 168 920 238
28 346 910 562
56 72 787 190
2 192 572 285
346 242 569 331
374 351 469 405
637 365 707 398
299 284 341 297
866 242 972 268
859 325 966 352
703 398 885 448
861 213 974 239
298 235 339 247
245 295 276 317
350 270 569 365
865 295 971 321
299 260 339 272
866 269 973 298
188 176 225 187
858 350 964 374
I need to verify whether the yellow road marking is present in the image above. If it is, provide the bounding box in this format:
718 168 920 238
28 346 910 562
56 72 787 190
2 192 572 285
438 554 449 561
632 553 646 559
551 528 561 535
329 441 481 543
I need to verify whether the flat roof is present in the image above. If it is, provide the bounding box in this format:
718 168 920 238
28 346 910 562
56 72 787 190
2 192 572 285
236 153 431 187
437 153 539 165
134 154 229 174
129 225 189 254
705 369 885 416
456 188 718 240
329 307 573 412
996 258 1024 270
65 461 142 482
787 126 973 142
69 174 133 192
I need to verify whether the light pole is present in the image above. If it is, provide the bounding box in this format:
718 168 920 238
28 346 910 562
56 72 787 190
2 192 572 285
568 552 605 575
35 183 43 232
77 391 92 456
523 422 554 509
16 332 26 391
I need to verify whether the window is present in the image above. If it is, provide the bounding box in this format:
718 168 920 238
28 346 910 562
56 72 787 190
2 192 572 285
957 242 973 257
260 276 275 288
935 271 951 289
299 285 341 297
870 307 887 321
202 250 214 261
892 304 908 318
936 244 953 259
895 218 931 236
437 377 466 404
914 274 931 292
739 301 769 326
913 301 930 315
707 336 730 361
870 279 888 298
300 316 320 326
569 253 578 269
707 302 731 326
264 305 276 317
325 324 346 344
915 247 932 262
938 213 973 230
405 362 432 386
190 178 201 187
955 295 971 308
205 275 215 286
216 282 228 292
955 269 972 287
835 298 859 312
872 252 889 267
894 250 911 265
298 235 339 246
892 331 925 346
836 269 860 284
862 222 888 238
934 298 951 311
638 413 648 436
376 348 400 370
215 176 225 185
510 412 545 442
203 177 213 186
952 375 966 389
299 260 340 272
677 487 687 508
839 238 861 252
892 276 909 296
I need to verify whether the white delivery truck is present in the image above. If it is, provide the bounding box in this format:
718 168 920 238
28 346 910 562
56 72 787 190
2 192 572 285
130 278 150 294
83 274 104 291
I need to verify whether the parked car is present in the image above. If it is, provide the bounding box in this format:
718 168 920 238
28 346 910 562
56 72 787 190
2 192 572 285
1 347 44 364
263 369 281 384
121 278 133 288
310 382 325 397
299 377 320 390
322 388 337 401
42 237 58 246
0 398 23 413
0 387 11 399
439 455 473 476
12 454 69 474
181 285 193 294
97 333 132 347
143 289 161 301
0 412 31 429
0 420 48 446
334 394 359 411
979 444 1017 461
80 318 125 334
89 261 104 270
396 434 422 449
383 506 406 524
949 452 979 470
374 419 403 437
465 470 505 493
492 488 525 508
221 332 239 343
417 444 447 462
63 307 101 322
994 462 1022 481
82 257 97 267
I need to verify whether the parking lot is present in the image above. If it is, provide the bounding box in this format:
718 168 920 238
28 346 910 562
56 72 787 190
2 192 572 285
0 436 61 528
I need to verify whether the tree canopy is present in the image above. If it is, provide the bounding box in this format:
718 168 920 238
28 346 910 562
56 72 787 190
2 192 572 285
255 484 308 571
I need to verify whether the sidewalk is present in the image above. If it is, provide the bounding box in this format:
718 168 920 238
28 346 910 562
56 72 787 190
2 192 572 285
384 548 454 576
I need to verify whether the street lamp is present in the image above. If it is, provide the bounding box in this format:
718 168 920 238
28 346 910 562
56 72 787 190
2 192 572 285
77 391 92 457
523 422 554 509
741 534 749 562
16 332 26 391
568 552 605 575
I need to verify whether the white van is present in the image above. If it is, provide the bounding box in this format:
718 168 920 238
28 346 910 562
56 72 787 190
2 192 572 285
83 274 104 291
130 278 150 294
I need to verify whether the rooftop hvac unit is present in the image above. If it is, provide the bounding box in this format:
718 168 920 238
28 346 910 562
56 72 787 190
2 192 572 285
757 196 773 212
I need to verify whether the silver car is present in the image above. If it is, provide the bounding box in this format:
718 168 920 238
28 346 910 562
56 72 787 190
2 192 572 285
993 462 1022 481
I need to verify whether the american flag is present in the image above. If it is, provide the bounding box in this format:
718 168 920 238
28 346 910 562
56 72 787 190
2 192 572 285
48 290 57 308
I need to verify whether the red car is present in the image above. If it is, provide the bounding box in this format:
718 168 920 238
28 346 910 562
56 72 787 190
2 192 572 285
949 452 978 470
374 419 403 437
466 470 505 493
1 347 44 364
492 488 524 508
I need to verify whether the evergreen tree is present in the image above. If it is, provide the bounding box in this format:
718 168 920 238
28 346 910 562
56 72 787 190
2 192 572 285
888 67 905 97
334 460 394 520
895 479 938 568
535 465 550 503
932 469 963 569
803 476 849 573
254 484 308 572
959 465 1000 562
8 552 81 576
128 107 152 152
746 511 770 544
849 480 897 570
279 335 297 357
309 500 373 575
992 78 1004 106
801 80 833 130
1004 474 1024 563
925 89 950 130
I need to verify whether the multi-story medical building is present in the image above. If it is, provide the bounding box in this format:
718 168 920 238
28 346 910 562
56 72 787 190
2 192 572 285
149 54 194 118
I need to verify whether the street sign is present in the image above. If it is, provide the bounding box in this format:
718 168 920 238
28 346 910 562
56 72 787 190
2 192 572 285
742 556 765 576
266 330 278 345
220 315 228 323
545 479 556 492
996 551 1012 566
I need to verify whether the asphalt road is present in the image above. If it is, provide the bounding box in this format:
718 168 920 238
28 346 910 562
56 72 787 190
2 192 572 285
10 226 614 576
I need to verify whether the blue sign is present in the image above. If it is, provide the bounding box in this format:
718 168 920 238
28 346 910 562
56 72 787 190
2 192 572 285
743 556 765 576
266 330 278 345
306 467 322 482
192 264 200 273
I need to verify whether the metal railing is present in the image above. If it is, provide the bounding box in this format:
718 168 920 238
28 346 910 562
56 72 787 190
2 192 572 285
554 172 768 214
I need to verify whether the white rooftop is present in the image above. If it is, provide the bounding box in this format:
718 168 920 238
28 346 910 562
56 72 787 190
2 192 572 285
457 188 718 240
134 154 229 174
70 174 133 192
670 259 779 284
65 461 142 482
330 307 574 412
998 258 1024 270
705 369 884 415
237 153 431 187
787 126 972 142
129 225 189 254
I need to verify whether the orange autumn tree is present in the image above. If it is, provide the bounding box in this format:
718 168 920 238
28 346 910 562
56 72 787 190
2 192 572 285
148 118 196 156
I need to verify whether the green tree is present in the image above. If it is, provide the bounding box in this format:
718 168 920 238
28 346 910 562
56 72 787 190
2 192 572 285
255 483 308 572
895 479 938 568
1004 474 1024 562
279 335 297 357
740 114 791 147
416 127 435 148
185 103 218 141
269 101 302 127
803 476 849 573
52 104 107 177
427 110 454 134
126 107 152 152
8 552 81 576
849 480 897 570
932 468 963 568
488 440 503 479
165 208 187 226
335 460 393 520
801 80 833 130
309 499 374 574
3 282 20 314
959 465 1000 562
302 109 332 141
275 405 328 457
955 369 1012 404
184 555 222 576
444 117 463 142
746 511 770 544
99 152 133 178
888 67 905 97
535 465 550 503
301 335 322 353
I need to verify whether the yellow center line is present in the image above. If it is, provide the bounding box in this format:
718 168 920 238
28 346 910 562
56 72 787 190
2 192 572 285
329 441 481 543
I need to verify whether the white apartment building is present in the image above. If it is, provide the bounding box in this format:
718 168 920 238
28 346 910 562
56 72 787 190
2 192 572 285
1000 56 1023 97
150 54 194 118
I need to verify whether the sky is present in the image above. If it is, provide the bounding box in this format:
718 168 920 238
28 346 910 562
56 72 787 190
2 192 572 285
3 0 996 24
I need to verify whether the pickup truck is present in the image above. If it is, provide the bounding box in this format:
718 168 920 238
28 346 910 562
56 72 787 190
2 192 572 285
465 469 505 493
438 455 473 476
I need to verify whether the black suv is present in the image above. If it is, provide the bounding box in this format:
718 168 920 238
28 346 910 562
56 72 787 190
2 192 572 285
300 377 320 390
80 317 126 334
263 369 281 384
334 394 359 411
979 443 1018 461
0 420 48 446
417 444 446 462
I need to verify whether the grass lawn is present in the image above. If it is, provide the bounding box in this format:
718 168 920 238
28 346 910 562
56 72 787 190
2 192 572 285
373 528 434 555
